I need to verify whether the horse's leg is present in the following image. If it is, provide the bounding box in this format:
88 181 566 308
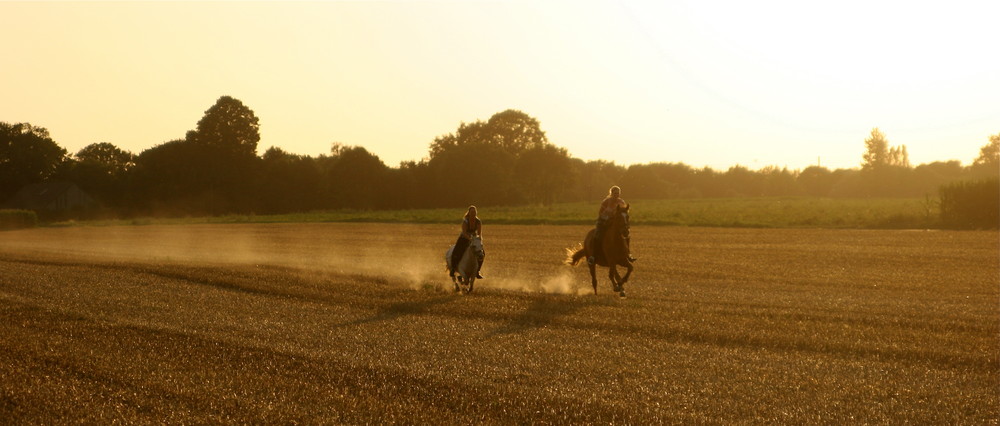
468 277 475 293
588 262 598 294
619 262 634 284
618 262 632 297
608 265 620 293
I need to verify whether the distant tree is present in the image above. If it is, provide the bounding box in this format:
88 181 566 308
324 145 391 209
859 128 914 196
861 128 890 170
429 143 516 207
889 145 910 168
395 160 436 208
759 166 800 196
485 109 548 156
258 147 323 213
131 139 211 214
620 164 674 199
797 166 834 197
0 122 68 201
721 165 764 197
567 159 625 202
64 142 135 208
428 109 548 160
75 142 134 174
191 96 260 158
513 144 574 205
183 96 263 213
970 133 999 179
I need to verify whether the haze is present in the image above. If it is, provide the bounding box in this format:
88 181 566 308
2 0 997 170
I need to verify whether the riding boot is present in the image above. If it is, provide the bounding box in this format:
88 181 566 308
475 258 484 279
626 236 637 262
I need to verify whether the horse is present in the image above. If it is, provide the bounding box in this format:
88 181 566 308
445 234 484 293
565 204 634 297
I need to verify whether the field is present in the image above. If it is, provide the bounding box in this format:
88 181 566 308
73 196 940 229
0 223 997 423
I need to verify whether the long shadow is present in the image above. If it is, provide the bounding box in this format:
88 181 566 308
486 295 587 338
333 295 456 329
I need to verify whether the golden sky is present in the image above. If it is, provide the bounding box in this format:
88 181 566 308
2 0 998 170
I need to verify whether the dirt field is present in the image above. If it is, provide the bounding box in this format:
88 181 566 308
1 223 997 423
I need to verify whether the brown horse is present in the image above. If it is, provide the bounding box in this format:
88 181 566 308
565 204 634 297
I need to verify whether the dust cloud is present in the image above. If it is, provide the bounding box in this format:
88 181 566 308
0 223 592 296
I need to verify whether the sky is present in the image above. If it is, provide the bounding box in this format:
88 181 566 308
2 0 998 171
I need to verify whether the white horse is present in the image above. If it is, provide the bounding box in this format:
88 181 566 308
445 234 484 293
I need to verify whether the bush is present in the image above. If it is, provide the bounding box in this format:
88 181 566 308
0 209 38 230
939 179 999 229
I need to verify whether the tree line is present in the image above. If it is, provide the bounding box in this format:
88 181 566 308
2 96 998 219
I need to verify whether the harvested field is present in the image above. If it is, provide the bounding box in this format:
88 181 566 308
0 224 997 423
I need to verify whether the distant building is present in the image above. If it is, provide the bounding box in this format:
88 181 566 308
2 182 98 215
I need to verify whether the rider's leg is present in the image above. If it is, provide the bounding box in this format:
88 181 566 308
626 236 637 262
475 254 484 279
589 217 606 264
450 236 468 277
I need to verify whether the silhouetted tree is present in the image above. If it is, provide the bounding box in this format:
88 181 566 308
513 144 574 205
428 109 548 160
620 164 674 199
131 139 211 215
721 165 764 197
395 160 436 208
187 96 262 213
569 159 625 201
63 142 134 209
192 96 260 158
862 128 891 171
970 133 999 179
324 145 391 209
759 166 800 196
258 147 323 213
485 109 549 156
797 166 834 197
429 143 515 207
0 122 68 201
860 128 913 196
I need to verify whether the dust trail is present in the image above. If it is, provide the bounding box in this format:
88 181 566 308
0 223 597 296
481 269 590 296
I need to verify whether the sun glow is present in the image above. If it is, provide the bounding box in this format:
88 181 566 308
1 0 997 170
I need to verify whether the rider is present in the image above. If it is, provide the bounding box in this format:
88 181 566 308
450 205 485 279
590 186 635 264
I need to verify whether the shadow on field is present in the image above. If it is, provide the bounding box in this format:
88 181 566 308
486 295 585 338
332 296 456 329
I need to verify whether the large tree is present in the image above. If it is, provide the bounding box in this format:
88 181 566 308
428 109 549 159
972 133 999 169
861 128 890 170
862 127 909 170
0 122 68 201
192 96 260 158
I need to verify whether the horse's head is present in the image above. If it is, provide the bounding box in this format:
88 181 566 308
469 234 485 260
613 203 631 237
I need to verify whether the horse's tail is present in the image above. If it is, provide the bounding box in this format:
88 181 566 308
565 244 586 266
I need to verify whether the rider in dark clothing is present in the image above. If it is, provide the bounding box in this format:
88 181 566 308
450 205 485 279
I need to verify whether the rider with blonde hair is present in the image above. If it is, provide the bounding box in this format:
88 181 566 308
450 205 485 279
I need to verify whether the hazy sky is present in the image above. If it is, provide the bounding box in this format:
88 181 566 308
3 0 998 171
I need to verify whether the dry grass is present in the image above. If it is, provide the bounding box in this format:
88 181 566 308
0 224 997 423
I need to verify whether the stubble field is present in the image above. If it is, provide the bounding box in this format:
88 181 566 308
0 223 997 423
